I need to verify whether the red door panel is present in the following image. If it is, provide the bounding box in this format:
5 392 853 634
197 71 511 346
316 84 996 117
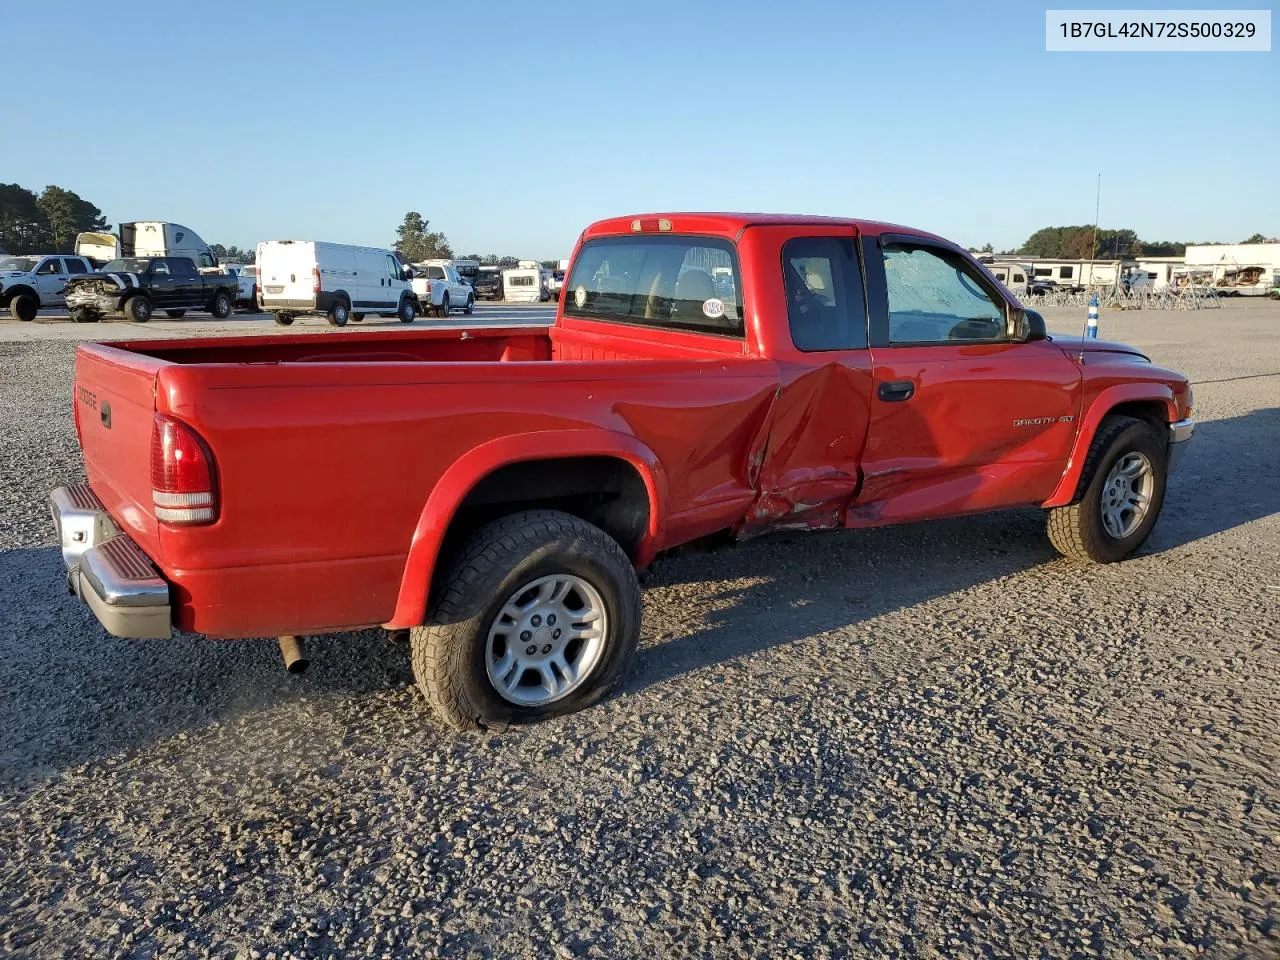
853 339 1080 526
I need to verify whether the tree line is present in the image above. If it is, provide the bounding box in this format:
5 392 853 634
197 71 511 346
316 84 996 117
982 226 1276 260
0 183 110 255
393 211 558 267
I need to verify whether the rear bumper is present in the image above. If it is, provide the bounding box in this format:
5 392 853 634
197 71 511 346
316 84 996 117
1168 417 1194 471
50 484 172 639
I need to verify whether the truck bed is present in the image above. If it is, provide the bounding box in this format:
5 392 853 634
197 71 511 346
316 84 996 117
73 320 775 637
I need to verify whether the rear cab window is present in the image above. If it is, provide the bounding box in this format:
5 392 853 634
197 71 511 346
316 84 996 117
783 237 867 351
563 235 743 337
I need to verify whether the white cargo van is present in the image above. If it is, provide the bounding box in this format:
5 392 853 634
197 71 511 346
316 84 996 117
501 266 546 303
256 240 418 327
75 222 219 271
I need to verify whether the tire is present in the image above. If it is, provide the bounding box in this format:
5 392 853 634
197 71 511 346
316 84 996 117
1046 415 1168 563
165 310 186 319
436 294 450 318
351 313 365 322
70 308 98 324
210 291 232 319
410 509 642 731
464 295 474 315
327 297 349 327
398 296 416 323
9 293 38 322
124 295 152 323
274 313 295 326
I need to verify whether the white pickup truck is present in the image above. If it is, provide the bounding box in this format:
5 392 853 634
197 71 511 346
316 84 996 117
410 260 475 317
0 253 95 320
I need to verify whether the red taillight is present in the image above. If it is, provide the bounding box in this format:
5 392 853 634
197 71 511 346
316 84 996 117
150 414 218 525
312 266 321 294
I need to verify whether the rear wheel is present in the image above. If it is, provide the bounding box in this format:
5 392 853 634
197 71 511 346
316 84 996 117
327 297 349 327
9 293 38 322
125 295 152 323
274 313 295 326
165 309 186 319
1046 415 1168 563
436 294 450 318
70 308 98 324
410 510 641 730
210 291 232 319
398 296 417 323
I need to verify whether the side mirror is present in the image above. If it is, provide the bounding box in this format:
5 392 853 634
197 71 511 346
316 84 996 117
1009 307 1047 342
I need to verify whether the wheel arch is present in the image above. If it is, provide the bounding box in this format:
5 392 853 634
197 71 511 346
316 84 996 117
386 430 668 629
1 284 38 305
1043 383 1176 507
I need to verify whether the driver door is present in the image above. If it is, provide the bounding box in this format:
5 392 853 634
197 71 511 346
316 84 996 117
851 235 1080 527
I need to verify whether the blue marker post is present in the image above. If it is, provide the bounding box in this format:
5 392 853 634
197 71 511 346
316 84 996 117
1086 293 1099 339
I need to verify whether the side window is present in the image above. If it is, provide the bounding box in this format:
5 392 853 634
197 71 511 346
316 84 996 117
198 252 215 269
427 266 446 280
386 256 401 280
152 260 171 276
882 243 1007 344
36 258 62 275
1059 266 1074 279
66 258 88 274
782 237 867 351
1012 271 1026 284
172 258 198 279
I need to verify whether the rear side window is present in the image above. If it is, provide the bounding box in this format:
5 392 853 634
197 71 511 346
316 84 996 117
66 258 89 274
564 235 743 337
171 258 198 279
782 237 867 351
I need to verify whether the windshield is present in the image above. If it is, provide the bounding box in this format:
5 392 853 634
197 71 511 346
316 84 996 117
0 257 38 272
103 258 153 273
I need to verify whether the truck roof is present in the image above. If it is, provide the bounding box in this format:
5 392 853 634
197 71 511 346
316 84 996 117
583 212 949 243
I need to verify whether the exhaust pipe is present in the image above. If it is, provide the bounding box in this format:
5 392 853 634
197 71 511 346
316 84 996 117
278 635 309 674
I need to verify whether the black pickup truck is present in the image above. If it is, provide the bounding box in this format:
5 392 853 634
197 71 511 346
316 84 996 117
63 256 239 323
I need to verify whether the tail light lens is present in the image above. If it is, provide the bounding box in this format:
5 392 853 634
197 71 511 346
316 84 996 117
312 266 322 294
150 414 218 524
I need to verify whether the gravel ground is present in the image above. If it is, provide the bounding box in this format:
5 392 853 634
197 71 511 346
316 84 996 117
1 301 1277 959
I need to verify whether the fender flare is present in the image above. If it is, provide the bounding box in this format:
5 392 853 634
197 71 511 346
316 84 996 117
1 284 38 305
1042 382 1177 507
384 429 668 629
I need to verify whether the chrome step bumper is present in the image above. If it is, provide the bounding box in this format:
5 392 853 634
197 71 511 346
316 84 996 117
50 484 172 639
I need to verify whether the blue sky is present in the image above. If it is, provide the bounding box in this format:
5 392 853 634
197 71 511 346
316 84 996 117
6 1 1275 257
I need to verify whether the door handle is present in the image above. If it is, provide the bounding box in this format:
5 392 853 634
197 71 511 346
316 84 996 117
877 380 915 402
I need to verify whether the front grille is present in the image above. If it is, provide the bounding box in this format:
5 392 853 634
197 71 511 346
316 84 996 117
99 537 157 582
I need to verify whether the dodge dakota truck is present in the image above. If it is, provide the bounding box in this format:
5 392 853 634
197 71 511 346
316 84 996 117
51 213 1194 730
63 256 239 323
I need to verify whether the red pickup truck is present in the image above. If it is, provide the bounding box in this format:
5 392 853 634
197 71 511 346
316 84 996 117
52 213 1194 729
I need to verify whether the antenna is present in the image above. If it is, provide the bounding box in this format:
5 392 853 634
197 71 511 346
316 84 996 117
1081 173 1101 359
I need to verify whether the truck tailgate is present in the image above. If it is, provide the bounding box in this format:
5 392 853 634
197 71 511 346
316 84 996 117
74 345 165 561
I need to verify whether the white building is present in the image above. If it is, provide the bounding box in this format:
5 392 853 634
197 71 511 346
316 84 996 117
1180 243 1280 296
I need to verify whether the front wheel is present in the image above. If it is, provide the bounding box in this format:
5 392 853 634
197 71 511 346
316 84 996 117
125 295 152 323
1046 415 1168 563
410 510 642 730
9 293 38 321
398 297 417 323
165 309 186 319
464 295 474 315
